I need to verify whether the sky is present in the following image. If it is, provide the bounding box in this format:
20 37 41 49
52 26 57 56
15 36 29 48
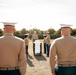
0 0 76 31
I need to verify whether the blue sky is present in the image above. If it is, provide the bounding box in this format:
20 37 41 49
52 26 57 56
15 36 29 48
0 0 76 30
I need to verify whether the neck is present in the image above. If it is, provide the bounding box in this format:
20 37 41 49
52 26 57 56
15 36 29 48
4 32 13 35
62 34 70 36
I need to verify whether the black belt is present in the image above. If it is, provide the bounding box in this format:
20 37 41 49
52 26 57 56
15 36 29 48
0 67 19 70
58 64 76 67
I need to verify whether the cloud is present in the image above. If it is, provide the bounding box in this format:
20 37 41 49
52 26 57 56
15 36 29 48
0 0 76 8
0 0 76 30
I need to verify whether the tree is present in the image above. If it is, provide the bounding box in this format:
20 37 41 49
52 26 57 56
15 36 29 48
20 28 28 34
14 30 20 35
47 28 56 34
55 29 61 35
71 29 76 35
0 29 3 34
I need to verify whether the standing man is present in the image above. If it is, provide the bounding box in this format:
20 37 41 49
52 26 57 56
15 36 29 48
46 32 50 57
0 22 27 75
24 34 29 55
49 24 76 75
43 34 47 54
32 31 38 42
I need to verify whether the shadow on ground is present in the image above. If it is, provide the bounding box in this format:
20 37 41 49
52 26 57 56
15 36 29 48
26 54 34 67
28 54 34 59
34 55 47 61
27 58 34 67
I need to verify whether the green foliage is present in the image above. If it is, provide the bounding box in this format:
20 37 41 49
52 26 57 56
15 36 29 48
47 28 56 34
29 29 34 34
0 27 76 39
15 28 76 39
71 29 76 35
0 29 3 34
29 28 45 35
55 28 61 35
20 28 28 34
14 30 20 35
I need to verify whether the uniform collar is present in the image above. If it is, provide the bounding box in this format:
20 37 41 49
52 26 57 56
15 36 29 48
62 35 70 37
4 33 13 36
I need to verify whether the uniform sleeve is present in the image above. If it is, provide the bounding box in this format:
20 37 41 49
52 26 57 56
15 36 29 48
46 36 50 45
49 40 57 73
18 41 27 75
36 34 38 39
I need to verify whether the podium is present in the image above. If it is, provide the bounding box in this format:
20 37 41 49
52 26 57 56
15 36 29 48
33 40 42 56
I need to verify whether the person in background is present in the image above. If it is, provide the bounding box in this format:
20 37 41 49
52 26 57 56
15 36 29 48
49 24 76 75
46 32 51 57
32 31 38 42
24 34 29 55
0 22 27 75
43 34 47 54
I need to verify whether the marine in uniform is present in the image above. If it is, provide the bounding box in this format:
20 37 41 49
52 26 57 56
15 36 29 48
0 22 27 75
43 34 47 54
32 31 38 42
49 24 76 75
46 32 50 57
24 34 29 55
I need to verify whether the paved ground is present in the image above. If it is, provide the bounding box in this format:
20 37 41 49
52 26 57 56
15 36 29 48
25 41 52 75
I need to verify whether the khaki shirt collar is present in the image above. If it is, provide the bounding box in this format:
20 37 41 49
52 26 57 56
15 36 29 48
62 35 70 37
4 33 13 36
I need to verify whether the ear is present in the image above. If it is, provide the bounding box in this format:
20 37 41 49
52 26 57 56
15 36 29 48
3 27 5 30
13 27 15 32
